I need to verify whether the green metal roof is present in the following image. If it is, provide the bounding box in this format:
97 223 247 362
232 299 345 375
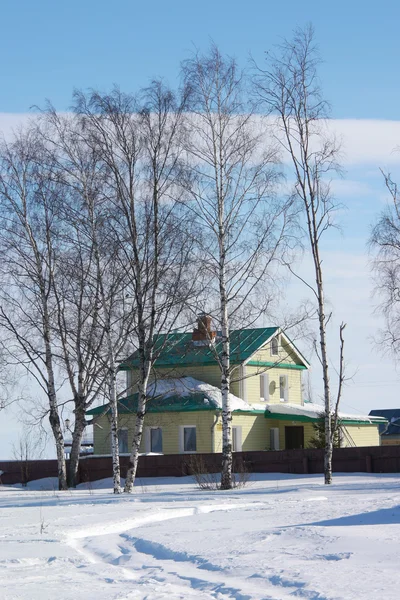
86 392 218 416
264 409 386 426
87 399 385 425
120 327 281 369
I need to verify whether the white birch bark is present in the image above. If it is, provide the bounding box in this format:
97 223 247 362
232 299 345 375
254 25 345 484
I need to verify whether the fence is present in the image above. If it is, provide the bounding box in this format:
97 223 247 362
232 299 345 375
2 444 400 486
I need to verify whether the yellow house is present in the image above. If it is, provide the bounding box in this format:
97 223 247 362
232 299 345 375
88 319 385 455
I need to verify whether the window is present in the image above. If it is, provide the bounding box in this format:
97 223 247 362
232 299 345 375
260 373 269 402
145 427 163 453
118 428 128 453
232 426 242 452
279 375 288 402
181 426 197 453
150 428 162 453
271 336 279 356
270 427 280 450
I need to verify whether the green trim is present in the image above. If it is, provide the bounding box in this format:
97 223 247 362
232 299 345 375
246 361 307 370
341 419 385 426
232 409 266 415
264 410 384 425
87 403 218 416
264 412 317 423
279 331 311 368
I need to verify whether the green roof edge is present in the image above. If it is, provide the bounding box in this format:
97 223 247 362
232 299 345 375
246 361 307 370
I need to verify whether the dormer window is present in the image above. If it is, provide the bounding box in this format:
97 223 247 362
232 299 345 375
271 336 279 356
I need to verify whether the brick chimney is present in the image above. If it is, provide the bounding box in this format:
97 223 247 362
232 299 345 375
192 314 216 343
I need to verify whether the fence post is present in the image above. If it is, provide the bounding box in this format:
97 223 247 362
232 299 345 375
303 456 309 474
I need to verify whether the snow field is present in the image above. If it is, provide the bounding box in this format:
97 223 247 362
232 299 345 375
0 473 399 599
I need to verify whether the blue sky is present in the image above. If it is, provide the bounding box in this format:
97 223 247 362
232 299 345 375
1 1 400 457
1 0 400 118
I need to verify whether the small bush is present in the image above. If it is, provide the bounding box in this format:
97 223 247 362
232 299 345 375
185 454 251 490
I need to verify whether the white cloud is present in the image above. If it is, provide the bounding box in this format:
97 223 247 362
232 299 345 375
0 113 32 140
331 119 400 166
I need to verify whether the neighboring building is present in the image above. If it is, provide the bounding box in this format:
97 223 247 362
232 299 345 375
64 429 94 459
87 316 385 455
369 409 400 445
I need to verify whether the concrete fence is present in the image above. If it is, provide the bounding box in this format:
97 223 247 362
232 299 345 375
2 444 400 486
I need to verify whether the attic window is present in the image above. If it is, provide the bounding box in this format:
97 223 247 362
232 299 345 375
271 336 279 356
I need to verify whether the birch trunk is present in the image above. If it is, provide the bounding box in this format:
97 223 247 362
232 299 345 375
124 359 150 492
67 402 86 488
90 207 122 494
41 270 67 491
49 401 68 490
219 251 233 490
109 360 121 494
220 317 232 489
314 257 332 484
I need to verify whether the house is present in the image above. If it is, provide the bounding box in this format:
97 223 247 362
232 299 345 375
87 316 385 455
369 409 400 445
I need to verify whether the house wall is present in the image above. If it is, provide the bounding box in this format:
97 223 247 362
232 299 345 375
249 335 300 365
93 411 215 455
213 414 268 452
244 365 303 406
342 424 381 447
93 412 382 455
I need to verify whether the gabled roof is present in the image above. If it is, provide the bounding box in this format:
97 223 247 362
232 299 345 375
120 326 308 370
369 409 400 436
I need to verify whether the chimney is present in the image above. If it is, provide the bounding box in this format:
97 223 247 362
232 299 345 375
192 314 216 343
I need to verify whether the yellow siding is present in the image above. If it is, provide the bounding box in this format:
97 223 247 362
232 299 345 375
249 336 301 365
93 411 214 455
213 414 268 452
342 424 380 447
245 365 302 405
93 413 382 455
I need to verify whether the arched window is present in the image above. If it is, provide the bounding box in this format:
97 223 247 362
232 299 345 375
271 336 279 356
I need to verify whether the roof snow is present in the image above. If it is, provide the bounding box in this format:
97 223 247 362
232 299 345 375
147 377 252 411
264 402 386 423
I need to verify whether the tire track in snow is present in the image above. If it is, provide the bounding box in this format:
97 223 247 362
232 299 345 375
65 502 271 599
65 499 332 599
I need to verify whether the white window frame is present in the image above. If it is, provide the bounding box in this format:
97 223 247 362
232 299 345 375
279 374 289 402
259 373 269 402
271 336 279 356
270 427 280 450
117 427 129 454
232 426 242 452
179 425 197 453
145 426 163 453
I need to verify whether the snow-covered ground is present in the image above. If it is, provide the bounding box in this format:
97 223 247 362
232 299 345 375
1 473 399 600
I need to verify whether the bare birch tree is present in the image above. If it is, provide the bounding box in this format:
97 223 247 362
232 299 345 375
254 25 346 484
38 109 135 492
370 171 400 359
0 130 68 490
73 82 197 492
182 45 293 489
